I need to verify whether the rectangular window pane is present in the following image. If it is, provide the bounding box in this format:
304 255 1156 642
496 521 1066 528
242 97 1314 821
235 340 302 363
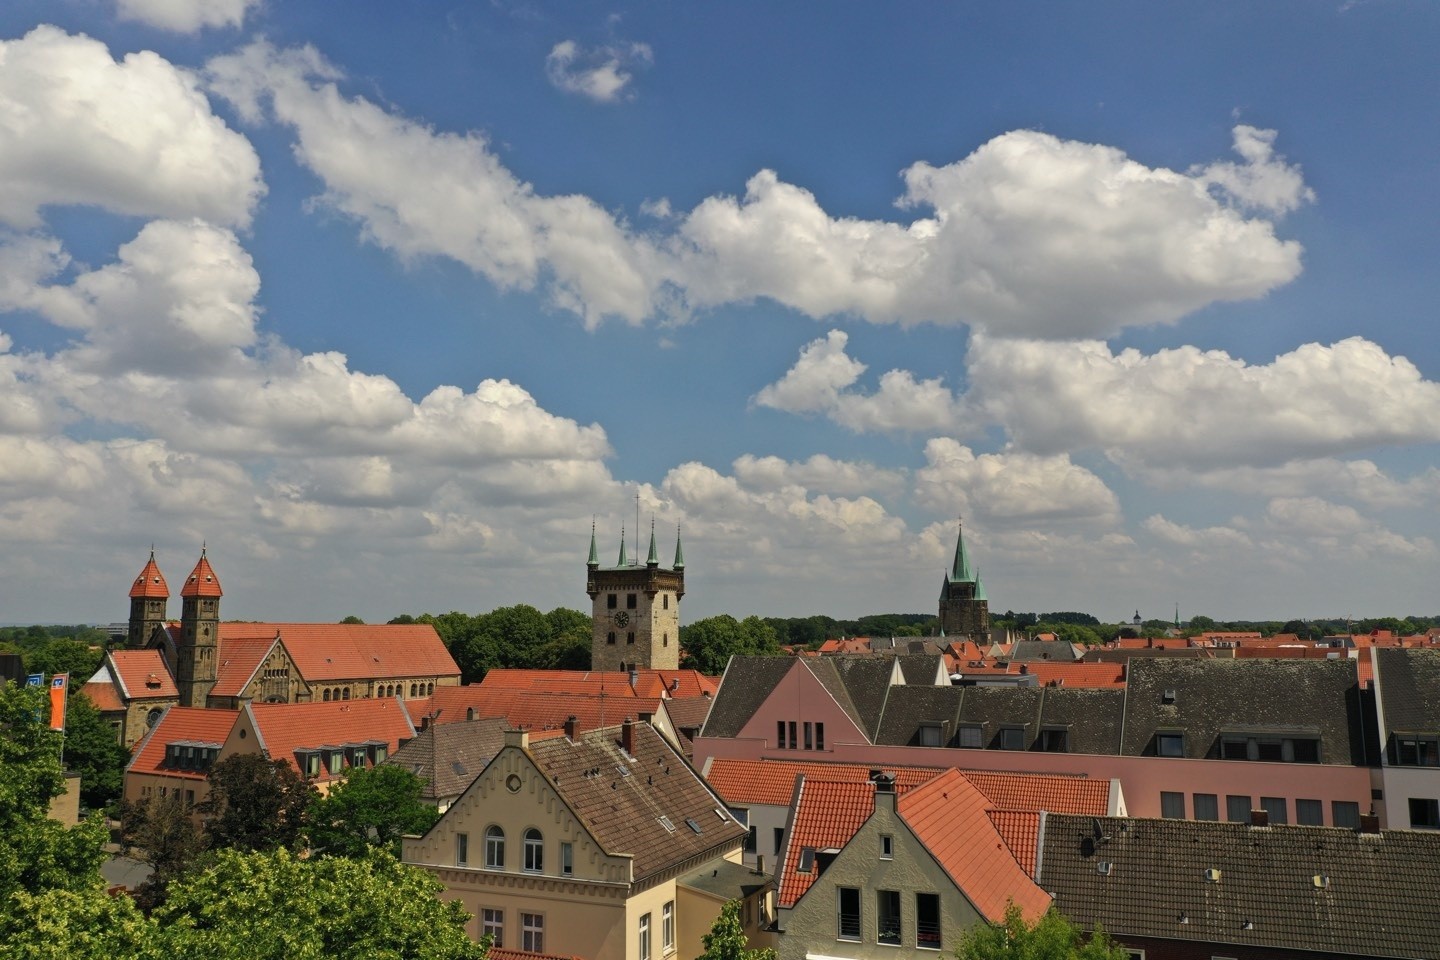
1290 738 1320 763
1296 799 1323 826
662 901 674 952
561 841 573 876
639 913 651 960
1000 727 1024 750
521 913 544 953
774 827 784 856
1226 795 1251 822
1410 797 1440 828
916 893 941 950
877 890 901 945
777 721 785 749
1332 801 1360 829
816 722 824 751
746 826 757 853
456 832 469 867
1193 793 1219 821
1160 791 1185 819
1261 796 1288 824
804 722 813 750
919 724 941 747
1040 728 1068 752
482 909 503 948
1156 733 1184 757
1221 738 1249 760
787 721 797 750
837 887 860 940
958 726 982 749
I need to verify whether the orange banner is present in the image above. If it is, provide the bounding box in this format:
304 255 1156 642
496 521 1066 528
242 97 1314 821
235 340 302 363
49 673 68 732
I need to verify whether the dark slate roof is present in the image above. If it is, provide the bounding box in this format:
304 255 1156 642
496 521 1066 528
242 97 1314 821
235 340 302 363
955 686 1045 749
701 657 793 739
826 655 897 738
1038 688 1126 755
873 685 963 745
677 857 772 901
1006 640 1082 662
1120 657 1368 763
1375 648 1440 735
801 657 868 735
1039 814 1440 960
529 723 746 883
386 717 510 801
895 653 945 684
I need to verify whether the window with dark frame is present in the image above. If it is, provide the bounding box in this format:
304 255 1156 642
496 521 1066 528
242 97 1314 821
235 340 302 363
523 828 543 871
1332 800 1360 829
1193 793 1219 821
837 887 861 940
999 727 1025 751
1156 732 1185 757
1410 797 1440 829
607 594 617 609
958 725 983 749
1260 796 1288 824
815 722 825 750
1039 727 1068 752
456 831 469 867
1160 791 1185 819
1296 798 1324 825
1226 795 1251 823
915 893 940 950
1395 735 1440 766
627 593 637 609
877 889 901 945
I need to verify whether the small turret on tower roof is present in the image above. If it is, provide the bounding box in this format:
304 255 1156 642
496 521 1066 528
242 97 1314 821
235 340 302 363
130 549 169 599
616 526 628 567
181 547 223 598
673 525 685 570
646 518 659 567
587 520 599 568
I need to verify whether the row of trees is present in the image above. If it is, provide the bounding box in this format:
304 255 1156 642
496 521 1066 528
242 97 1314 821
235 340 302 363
384 606 590 683
0 680 482 959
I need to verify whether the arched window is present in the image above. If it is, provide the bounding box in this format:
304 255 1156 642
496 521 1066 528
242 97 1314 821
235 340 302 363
485 826 506 868
323 689 331 702
427 682 435 695
341 688 350 701
524 828 543 872
410 683 417 697
466 707 476 721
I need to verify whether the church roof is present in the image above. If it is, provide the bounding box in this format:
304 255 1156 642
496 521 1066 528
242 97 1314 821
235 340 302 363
947 522 974 583
107 649 179 700
129 551 169 599
216 622 459 682
179 550 222 598
210 635 280 698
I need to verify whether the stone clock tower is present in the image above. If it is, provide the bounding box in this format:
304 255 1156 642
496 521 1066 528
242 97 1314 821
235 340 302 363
587 521 684 672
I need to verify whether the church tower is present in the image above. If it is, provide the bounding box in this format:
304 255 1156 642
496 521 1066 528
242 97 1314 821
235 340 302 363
938 521 990 639
127 549 169 649
587 521 684 672
177 548 222 708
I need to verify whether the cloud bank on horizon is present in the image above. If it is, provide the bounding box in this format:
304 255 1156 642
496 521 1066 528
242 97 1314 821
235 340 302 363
0 5 1436 624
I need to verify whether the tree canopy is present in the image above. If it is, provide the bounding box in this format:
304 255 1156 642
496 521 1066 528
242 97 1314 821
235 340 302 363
307 764 439 858
698 900 776 960
390 605 591 681
197 753 315 852
956 905 1130 960
62 690 132 810
680 615 781 674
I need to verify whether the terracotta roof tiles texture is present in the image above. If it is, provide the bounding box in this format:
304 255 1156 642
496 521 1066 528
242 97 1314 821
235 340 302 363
108 649 179 700
424 686 664 733
128 707 238 778
179 553 222 598
209 636 278 698
961 770 1110 816
897 769 1051 924
986 809 1042 876
217 623 459 681
777 779 874 908
489 949 586 960
661 694 714 732
476 668 719 700
528 723 745 883
706 758 942 807
129 554 169 598
247 698 416 781
80 680 125 713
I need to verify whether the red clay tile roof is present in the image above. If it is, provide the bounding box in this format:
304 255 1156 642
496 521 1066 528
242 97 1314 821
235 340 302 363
210 636 278 698
128 707 237 778
81 680 125 713
986 809 1042 876
179 552 222 598
962 770 1111 816
477 668 719 699
423 686 664 734
246 697 416 782
662 694 714 731
777 779 874 908
489 949 585 960
898 770 1050 924
108 649 179 700
216 623 458 682
707 758 943 807
129 552 169 599
1003 661 1127 688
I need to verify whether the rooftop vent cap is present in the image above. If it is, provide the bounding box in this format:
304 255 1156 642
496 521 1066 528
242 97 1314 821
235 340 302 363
1096 861 1113 876
1204 868 1222 883
1162 688 1177 704
1313 874 1330 889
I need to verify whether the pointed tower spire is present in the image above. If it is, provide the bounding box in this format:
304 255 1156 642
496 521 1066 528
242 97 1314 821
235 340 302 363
646 517 659 566
974 568 988 602
587 518 599 568
617 525 627 567
950 517 974 583
673 524 685 570
130 548 169 599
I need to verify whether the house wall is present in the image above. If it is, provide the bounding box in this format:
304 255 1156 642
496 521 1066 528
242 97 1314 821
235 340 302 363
733 661 869 753
776 794 982 960
695 737 1376 828
676 886 775 959
1377 766 1440 829
122 771 209 811
122 697 177 748
733 802 790 871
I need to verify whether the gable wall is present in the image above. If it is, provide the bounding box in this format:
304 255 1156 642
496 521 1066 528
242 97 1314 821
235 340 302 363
734 661 868 753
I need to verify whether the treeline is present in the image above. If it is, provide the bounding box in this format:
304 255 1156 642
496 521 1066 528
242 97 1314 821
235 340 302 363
384 606 592 684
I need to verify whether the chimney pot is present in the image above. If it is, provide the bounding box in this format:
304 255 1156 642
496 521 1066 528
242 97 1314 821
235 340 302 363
564 715 578 741
621 716 635 755
1359 813 1381 834
1250 808 1269 828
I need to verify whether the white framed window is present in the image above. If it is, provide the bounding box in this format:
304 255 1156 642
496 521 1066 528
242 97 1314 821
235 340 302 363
456 831 469 867
880 834 893 859
639 912 652 960
524 828 544 872
485 825 505 868
522 913 544 953
662 901 675 954
482 908 503 947
561 841 574 876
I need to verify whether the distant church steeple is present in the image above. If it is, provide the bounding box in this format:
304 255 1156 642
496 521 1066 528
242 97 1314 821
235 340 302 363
586 517 685 672
938 518 990 639
177 546 222 708
127 548 169 649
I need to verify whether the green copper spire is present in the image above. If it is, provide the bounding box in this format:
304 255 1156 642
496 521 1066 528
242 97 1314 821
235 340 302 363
646 517 659 566
617 525 627 567
949 519 974 583
587 519 599 567
673 524 685 570
974 569 988 602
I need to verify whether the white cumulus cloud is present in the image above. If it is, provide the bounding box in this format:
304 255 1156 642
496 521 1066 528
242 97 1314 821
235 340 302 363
915 438 1120 526
116 0 261 33
545 39 652 103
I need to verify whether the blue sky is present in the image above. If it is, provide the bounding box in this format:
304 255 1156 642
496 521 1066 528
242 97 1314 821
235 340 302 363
1 0 1437 626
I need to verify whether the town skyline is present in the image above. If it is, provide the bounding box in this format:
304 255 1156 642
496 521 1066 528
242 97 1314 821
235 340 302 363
1 2 1438 625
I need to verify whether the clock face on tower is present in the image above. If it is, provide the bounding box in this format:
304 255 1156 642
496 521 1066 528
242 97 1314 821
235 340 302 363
613 610 630 627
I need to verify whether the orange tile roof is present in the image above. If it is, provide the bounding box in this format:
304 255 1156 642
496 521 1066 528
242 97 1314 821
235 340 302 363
996 662 1127 688
246 698 416 783
129 552 169 599
128 707 237 779
777 779 874 908
898 770 1050 924
210 635 278 698
81 680 125 713
707 758 943 807
986 809 1042 877
477 668 719 699
489 949 585 960
961 771 1110 816
216 623 459 682
179 551 222 598
108 649 179 700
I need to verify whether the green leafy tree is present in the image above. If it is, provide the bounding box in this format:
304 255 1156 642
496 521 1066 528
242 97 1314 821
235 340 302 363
118 791 209 912
0 886 162 960
307 764 439 858
680 615 782 674
198 753 315 852
156 848 487 960
62 691 132 810
25 638 102 683
339 615 365 624
956 905 1129 960
698 900 776 960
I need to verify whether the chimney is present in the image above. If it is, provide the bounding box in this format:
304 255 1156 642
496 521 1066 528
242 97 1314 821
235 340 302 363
629 669 639 690
503 729 530 750
621 716 635 755
1358 812 1381 834
872 772 897 811
1250 808 1269 828
564 715 578 741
